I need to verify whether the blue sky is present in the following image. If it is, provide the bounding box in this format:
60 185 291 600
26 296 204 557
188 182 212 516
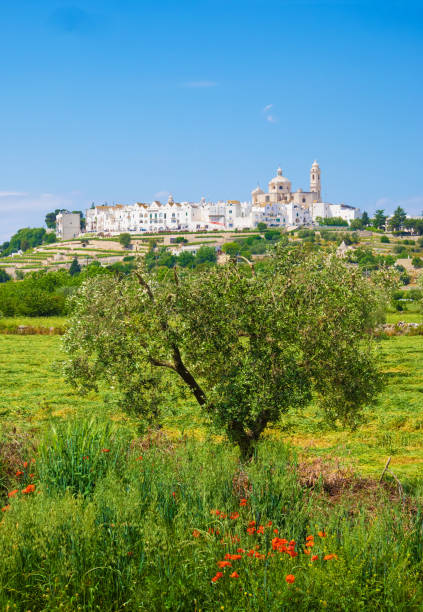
1 0 422 241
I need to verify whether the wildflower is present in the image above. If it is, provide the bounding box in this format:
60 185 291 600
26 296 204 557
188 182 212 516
231 535 240 543
289 540 296 547
211 572 223 583
306 541 314 548
208 527 214 534
217 560 232 568
240 498 247 506
22 484 35 494
311 555 319 562
15 470 23 478
31 458 36 464
1 505 10 512
29 473 35 479
306 535 314 541
256 525 265 535
8 490 18 498
248 520 256 527
246 527 256 535
324 554 337 561
273 528 279 534
230 512 239 520
230 571 239 578
288 550 298 558
83 456 89 460
303 549 310 555
220 513 227 519
267 521 273 527
136 455 143 461
255 552 265 559
101 448 110 453
247 549 255 557
210 509 221 516
318 531 327 538
192 529 201 538
285 574 295 584
23 461 28 469
237 548 245 553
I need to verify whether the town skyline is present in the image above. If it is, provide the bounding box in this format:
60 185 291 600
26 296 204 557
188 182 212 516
1 0 422 242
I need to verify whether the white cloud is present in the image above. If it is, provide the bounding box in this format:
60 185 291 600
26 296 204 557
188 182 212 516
262 103 278 123
263 104 273 112
266 114 277 123
0 191 28 198
154 190 170 201
181 81 218 88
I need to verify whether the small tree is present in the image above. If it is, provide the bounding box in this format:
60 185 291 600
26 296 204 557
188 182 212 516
388 207 407 232
257 222 267 231
69 257 81 276
380 236 390 243
0 269 11 283
373 210 387 229
64 245 390 461
361 211 370 227
412 256 423 269
119 233 132 249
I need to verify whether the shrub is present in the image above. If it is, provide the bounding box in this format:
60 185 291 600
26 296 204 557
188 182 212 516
412 257 423 268
380 236 390 243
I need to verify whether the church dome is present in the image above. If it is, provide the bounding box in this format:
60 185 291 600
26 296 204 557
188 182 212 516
269 167 291 185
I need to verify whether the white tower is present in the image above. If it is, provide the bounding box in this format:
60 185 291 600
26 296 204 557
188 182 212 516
310 160 321 201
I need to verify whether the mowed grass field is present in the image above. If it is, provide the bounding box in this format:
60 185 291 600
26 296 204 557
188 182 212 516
1 326 423 481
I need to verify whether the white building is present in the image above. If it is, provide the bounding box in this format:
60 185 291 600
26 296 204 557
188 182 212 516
84 162 360 234
56 212 81 239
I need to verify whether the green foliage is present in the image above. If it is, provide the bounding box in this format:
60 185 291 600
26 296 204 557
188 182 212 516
69 257 81 276
412 256 423 268
119 233 132 248
177 251 196 267
373 209 387 229
0 227 51 256
380 235 390 243
0 270 11 283
388 207 407 231
316 216 348 227
257 222 267 231
195 245 217 265
349 218 363 230
64 245 390 459
361 211 370 226
1 433 423 610
37 417 129 497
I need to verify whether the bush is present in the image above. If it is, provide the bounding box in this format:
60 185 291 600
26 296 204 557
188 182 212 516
0 270 11 283
412 257 423 268
380 236 390 243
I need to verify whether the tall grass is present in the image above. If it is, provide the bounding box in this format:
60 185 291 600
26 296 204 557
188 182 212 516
1 423 423 610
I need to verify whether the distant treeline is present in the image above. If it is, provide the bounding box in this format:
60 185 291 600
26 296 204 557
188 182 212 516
0 228 57 257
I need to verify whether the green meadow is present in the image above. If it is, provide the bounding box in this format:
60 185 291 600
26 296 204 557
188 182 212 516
2 318 423 609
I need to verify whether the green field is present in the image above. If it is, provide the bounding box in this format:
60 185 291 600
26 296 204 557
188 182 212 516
1 329 423 480
2 327 423 609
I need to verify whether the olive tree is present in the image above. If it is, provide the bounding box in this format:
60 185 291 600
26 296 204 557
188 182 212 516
63 244 390 460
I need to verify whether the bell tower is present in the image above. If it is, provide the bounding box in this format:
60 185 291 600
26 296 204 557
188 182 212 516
310 160 321 201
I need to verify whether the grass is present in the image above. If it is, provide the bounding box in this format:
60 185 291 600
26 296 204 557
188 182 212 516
1 425 423 611
2 331 423 481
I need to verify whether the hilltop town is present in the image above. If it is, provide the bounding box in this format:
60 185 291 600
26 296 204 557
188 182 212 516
57 161 360 239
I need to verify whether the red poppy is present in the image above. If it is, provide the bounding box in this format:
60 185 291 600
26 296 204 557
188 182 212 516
172 492 176 498
237 548 245 553
248 520 256 527
230 571 239 578
230 512 239 520
324 554 337 561
285 574 295 584
306 541 314 548
23 461 28 469
247 549 255 557
311 555 318 562
267 521 273 527
240 498 247 506
273 528 279 534
136 455 143 461
318 531 327 538
1 505 10 512
102 448 110 453
22 484 35 494
211 572 223 583
217 560 232 568
246 527 256 535
7 490 18 498
256 526 265 535
306 535 314 541
303 549 310 555
15 470 23 478
192 529 201 538
83 456 89 460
